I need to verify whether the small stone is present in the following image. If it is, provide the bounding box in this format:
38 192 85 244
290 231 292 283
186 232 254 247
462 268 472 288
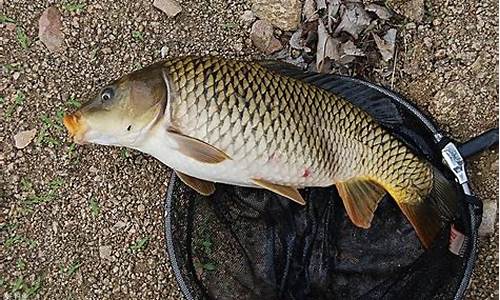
250 0 302 31
160 45 169 58
101 47 112 54
240 10 256 25
12 72 20 80
153 0 182 17
89 166 98 173
6 23 16 31
99 245 113 261
38 6 65 52
405 22 416 30
434 49 447 59
137 204 145 212
14 129 37 149
250 20 283 54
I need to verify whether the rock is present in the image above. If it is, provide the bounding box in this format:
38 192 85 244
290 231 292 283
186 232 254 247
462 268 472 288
250 20 283 54
387 0 425 22
89 166 98 173
479 198 497 236
250 0 301 31
14 129 37 149
153 0 182 17
240 10 256 25
99 245 113 261
38 6 65 52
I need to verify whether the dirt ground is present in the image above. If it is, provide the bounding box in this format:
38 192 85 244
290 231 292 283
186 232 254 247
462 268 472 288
0 0 497 299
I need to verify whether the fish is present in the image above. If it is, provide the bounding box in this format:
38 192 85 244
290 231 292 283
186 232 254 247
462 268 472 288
63 56 458 249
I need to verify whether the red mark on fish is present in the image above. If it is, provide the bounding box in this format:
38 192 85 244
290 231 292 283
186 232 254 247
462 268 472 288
302 168 311 178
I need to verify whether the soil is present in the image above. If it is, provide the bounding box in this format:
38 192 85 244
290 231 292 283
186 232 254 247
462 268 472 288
0 0 497 299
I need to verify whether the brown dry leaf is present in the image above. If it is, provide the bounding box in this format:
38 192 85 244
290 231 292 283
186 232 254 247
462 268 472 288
365 3 393 20
289 27 313 52
316 20 340 72
334 2 371 39
14 129 37 149
373 28 397 61
339 40 364 64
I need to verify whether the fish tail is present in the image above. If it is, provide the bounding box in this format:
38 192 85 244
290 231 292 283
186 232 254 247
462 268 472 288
392 166 458 249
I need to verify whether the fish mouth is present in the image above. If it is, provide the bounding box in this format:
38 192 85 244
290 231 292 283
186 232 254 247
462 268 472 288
63 113 87 144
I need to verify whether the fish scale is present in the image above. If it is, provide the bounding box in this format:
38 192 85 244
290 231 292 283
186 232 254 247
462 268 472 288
162 56 429 192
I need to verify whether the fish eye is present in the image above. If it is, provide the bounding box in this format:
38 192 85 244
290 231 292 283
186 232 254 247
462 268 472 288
101 87 114 102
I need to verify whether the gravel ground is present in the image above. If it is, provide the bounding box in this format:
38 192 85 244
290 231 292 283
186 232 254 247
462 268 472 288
0 0 497 299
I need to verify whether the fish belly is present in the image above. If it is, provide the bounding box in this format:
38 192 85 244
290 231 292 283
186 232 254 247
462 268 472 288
139 129 331 188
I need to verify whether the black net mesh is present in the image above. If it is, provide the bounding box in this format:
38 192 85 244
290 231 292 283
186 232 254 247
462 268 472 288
164 80 478 300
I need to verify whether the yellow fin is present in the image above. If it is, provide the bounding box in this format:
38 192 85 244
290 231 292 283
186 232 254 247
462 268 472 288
175 170 215 196
251 178 305 205
336 178 386 229
167 127 231 164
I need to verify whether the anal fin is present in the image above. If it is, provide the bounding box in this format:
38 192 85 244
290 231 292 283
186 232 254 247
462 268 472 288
176 171 215 196
336 178 387 228
251 178 305 205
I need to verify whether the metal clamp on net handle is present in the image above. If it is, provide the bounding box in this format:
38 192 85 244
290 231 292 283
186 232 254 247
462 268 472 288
437 128 498 197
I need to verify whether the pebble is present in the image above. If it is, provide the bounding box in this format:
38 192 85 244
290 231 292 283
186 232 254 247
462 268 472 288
38 6 65 52
13 129 37 149
99 245 113 261
153 0 182 17
250 20 283 54
250 0 302 31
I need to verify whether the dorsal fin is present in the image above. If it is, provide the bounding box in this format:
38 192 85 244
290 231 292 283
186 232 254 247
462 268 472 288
258 60 403 127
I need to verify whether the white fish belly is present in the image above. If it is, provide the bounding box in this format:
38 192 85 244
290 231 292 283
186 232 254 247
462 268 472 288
138 129 332 188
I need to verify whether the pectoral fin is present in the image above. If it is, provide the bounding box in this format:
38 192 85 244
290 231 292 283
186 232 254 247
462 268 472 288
336 178 387 228
167 127 231 164
251 178 305 205
175 171 215 196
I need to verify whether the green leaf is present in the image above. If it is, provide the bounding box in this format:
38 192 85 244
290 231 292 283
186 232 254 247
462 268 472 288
66 261 81 277
11 276 25 292
129 236 149 252
0 14 16 24
16 259 26 270
132 31 144 41
16 27 29 49
63 2 86 13
203 262 216 271
25 276 42 296
66 95 81 108
89 198 100 217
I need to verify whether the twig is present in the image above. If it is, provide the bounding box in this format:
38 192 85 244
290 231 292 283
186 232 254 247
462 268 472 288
391 46 398 89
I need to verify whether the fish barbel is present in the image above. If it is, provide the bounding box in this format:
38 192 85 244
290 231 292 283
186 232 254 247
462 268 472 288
63 56 457 248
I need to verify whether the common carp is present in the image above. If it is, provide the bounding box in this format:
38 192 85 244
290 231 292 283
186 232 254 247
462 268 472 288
63 56 457 248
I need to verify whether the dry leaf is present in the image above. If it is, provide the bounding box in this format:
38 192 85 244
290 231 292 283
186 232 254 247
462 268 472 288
303 0 318 21
334 3 371 39
316 20 340 72
14 129 37 149
316 0 327 11
373 28 397 61
365 4 393 20
339 40 364 64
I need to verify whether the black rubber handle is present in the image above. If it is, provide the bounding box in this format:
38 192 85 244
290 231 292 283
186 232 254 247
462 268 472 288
458 128 499 159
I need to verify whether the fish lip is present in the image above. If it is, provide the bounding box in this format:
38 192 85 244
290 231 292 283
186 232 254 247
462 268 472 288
63 112 87 143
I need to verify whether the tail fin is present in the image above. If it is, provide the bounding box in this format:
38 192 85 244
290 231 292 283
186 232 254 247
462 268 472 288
396 167 458 249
